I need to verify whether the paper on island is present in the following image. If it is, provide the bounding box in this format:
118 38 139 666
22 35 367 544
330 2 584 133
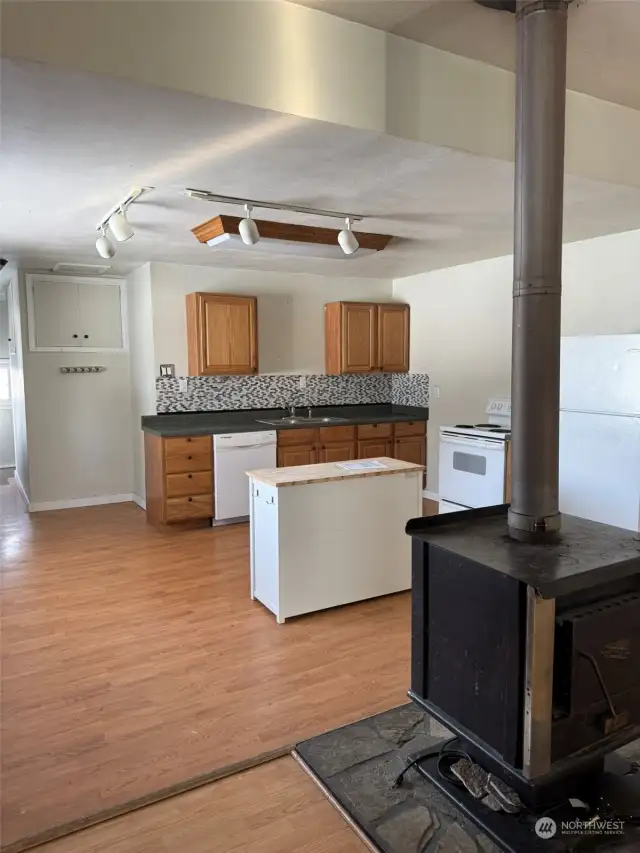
335 460 388 471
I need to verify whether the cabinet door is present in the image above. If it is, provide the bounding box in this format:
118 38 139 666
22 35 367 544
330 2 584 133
77 282 123 348
277 445 317 468
31 279 80 348
189 293 258 375
318 442 356 463
393 436 426 466
357 438 392 459
341 303 377 373
377 304 409 372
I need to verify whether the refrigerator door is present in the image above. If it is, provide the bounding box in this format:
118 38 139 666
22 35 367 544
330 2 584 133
559 410 640 532
560 334 640 415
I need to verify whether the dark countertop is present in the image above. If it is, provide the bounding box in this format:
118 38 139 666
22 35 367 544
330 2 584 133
142 404 429 437
406 505 640 599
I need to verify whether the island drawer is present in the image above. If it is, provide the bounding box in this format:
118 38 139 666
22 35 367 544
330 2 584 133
319 425 356 443
357 423 393 440
165 452 213 475
277 428 318 446
164 494 213 522
165 471 213 498
394 421 426 438
163 435 212 457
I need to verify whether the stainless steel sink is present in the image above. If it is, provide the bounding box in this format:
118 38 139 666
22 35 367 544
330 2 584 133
257 416 347 426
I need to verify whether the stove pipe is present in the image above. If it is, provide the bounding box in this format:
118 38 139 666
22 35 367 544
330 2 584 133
508 0 568 542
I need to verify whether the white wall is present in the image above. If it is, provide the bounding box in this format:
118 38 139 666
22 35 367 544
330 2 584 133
393 229 640 494
150 262 393 376
127 264 155 505
4 1 639 188
0 296 16 468
19 274 134 508
4 268 29 494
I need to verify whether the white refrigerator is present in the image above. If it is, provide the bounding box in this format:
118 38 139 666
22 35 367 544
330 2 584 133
559 334 640 533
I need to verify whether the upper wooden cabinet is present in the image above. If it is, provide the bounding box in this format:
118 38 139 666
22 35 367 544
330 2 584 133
325 302 409 374
186 292 258 376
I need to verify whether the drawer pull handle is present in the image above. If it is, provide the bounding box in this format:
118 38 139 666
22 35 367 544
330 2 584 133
187 455 192 460
186 438 192 442
188 497 193 502
187 474 193 479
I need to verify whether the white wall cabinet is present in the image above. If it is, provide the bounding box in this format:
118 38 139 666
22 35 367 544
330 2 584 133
26 275 126 352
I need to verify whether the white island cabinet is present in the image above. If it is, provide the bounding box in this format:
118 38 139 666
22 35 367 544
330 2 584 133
247 458 423 624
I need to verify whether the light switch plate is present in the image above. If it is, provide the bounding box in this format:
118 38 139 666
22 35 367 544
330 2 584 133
178 378 189 393
159 364 175 377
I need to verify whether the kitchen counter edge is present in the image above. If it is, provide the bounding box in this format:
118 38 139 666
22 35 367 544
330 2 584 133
141 406 429 437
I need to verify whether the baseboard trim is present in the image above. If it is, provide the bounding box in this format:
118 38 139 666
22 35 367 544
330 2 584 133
12 470 30 508
422 490 439 502
29 494 134 513
0 462 16 469
132 494 146 511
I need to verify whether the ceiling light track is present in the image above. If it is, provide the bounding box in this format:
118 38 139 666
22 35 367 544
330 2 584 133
95 186 153 258
185 189 364 223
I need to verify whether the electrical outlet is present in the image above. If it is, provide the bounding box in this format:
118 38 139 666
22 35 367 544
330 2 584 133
299 376 307 389
432 385 441 399
178 378 189 393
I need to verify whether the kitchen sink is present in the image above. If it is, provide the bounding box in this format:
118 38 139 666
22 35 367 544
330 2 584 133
257 416 347 426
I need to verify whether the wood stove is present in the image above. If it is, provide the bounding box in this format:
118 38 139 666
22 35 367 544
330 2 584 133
405 506 640 849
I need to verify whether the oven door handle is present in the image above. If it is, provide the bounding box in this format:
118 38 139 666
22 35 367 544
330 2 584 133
440 434 506 450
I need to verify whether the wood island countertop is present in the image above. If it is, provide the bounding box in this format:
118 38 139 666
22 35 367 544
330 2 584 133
246 457 424 488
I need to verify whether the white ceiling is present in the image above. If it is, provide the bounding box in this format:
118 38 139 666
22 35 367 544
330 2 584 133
1 58 639 280
291 0 640 112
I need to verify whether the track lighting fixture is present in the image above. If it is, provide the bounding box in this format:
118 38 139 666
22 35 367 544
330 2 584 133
238 204 260 246
94 186 153 258
95 227 115 259
109 208 134 243
338 218 359 255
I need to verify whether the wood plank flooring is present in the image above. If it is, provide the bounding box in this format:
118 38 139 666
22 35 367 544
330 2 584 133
36 757 365 853
1 489 414 850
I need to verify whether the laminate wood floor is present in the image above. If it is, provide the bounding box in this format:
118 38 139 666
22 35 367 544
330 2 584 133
36 757 365 853
1 488 412 850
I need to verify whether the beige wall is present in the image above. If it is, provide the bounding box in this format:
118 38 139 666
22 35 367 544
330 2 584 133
19 274 134 507
127 264 155 505
393 229 640 494
4 1 639 188
150 262 393 376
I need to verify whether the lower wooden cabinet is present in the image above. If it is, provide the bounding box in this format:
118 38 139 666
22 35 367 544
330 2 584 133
318 442 356 463
357 438 393 459
277 446 317 468
393 436 426 467
275 420 427 472
145 433 213 526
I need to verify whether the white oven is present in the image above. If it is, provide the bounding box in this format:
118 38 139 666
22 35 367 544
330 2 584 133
438 431 507 510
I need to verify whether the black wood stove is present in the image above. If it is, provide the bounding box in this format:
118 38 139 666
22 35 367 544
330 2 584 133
402 3 640 848
405 506 640 850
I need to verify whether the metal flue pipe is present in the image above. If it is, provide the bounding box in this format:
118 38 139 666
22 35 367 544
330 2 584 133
508 0 569 542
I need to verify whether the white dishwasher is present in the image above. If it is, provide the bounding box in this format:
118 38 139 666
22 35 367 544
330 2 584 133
213 431 277 523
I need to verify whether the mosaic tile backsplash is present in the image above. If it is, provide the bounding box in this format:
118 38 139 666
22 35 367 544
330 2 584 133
156 373 429 413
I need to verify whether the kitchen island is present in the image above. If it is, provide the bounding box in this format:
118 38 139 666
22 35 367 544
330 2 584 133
247 458 423 623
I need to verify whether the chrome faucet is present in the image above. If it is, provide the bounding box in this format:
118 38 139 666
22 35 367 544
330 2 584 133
288 403 297 417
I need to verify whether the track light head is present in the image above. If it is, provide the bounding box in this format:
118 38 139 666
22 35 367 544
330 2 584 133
109 208 134 242
96 228 115 259
338 217 359 255
238 204 260 246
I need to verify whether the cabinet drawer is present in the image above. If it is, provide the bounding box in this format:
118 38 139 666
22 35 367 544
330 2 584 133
394 420 426 438
357 423 393 440
164 453 212 475
319 425 356 444
164 435 212 458
165 471 213 498
165 494 213 522
277 428 319 446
